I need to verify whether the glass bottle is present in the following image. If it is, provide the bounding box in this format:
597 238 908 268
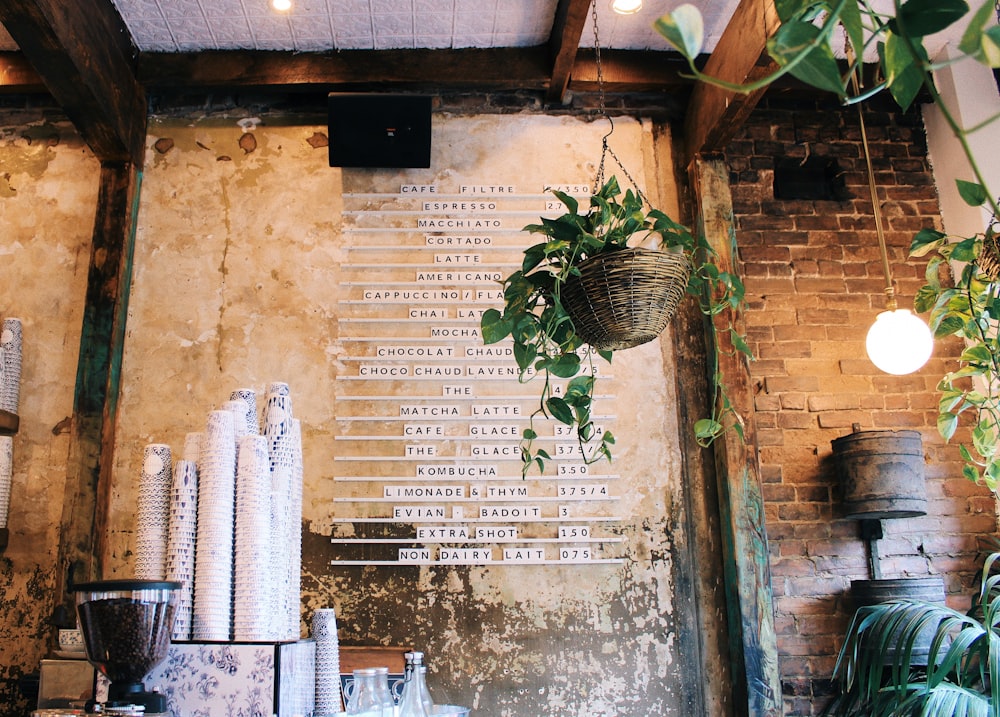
397 653 429 717
374 665 396 717
415 665 434 715
348 668 382 716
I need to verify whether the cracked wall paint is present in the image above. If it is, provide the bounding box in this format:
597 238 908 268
0 118 99 717
109 114 713 716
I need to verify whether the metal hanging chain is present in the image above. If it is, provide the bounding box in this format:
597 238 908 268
590 0 644 202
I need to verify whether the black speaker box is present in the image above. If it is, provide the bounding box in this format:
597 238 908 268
328 94 432 168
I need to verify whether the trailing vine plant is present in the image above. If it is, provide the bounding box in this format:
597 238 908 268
658 0 1000 490
481 176 748 476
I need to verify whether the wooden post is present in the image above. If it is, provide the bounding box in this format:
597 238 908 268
56 160 141 594
689 154 781 717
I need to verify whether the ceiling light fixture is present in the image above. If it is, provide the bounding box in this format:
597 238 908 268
850 62 933 375
272 0 292 12
611 0 642 15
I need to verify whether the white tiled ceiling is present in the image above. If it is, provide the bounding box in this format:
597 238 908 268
0 0 967 56
0 0 742 54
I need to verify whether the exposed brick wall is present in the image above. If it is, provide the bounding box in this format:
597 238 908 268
725 95 1000 716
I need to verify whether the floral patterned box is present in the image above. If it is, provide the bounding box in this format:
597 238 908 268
143 640 315 717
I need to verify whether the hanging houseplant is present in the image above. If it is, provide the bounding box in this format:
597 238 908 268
480 175 749 475
909 186 1000 490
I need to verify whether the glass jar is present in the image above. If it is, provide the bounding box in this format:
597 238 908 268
374 666 396 716
348 668 383 716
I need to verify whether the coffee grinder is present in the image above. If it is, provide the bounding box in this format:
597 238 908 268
73 580 180 715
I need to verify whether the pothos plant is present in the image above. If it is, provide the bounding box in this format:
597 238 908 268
480 176 748 476
910 188 1000 491
657 0 1000 491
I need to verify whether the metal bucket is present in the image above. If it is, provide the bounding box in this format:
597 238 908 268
831 429 926 519
850 576 946 666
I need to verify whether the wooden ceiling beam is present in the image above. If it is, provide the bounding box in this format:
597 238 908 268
0 0 146 164
139 47 697 95
0 52 44 93
546 0 593 104
682 0 780 167
567 49 698 93
140 48 554 92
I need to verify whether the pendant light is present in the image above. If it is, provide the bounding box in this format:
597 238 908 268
611 0 642 14
851 59 933 375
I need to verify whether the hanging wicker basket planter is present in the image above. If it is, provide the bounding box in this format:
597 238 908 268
979 227 1000 281
561 247 692 351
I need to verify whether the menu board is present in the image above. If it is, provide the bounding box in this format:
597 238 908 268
330 181 624 566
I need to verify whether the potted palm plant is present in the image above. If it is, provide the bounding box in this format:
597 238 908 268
480 175 748 475
822 550 1000 716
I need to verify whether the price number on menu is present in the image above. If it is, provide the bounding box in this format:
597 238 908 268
555 443 584 458
552 422 607 438
558 525 591 539
558 484 609 498
560 547 592 561
557 463 590 476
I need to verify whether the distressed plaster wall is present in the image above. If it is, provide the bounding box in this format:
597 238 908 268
0 115 99 714
108 113 712 715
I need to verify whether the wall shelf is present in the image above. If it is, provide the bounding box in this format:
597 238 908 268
0 409 17 436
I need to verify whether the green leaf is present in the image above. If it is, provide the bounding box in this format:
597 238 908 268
950 236 979 262
767 20 845 96
983 26 1000 67
938 411 959 440
960 0 997 59
521 243 548 273
957 179 989 207
879 32 928 112
773 0 812 23
481 308 512 344
512 341 536 371
909 227 946 256
522 427 537 441
961 344 993 364
654 3 704 60
935 314 966 338
565 374 594 399
549 188 578 215
729 329 753 357
914 286 940 314
973 422 995 457
694 418 723 443
546 396 573 425
893 0 968 37
548 352 581 379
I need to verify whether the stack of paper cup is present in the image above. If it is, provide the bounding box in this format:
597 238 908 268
183 431 203 464
166 459 198 640
0 318 22 413
229 388 259 435
192 409 237 641
233 435 273 640
264 382 300 640
312 608 343 714
135 444 172 580
0 436 11 530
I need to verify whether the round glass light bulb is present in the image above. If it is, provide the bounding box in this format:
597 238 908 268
272 0 291 11
865 308 933 375
611 0 642 14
